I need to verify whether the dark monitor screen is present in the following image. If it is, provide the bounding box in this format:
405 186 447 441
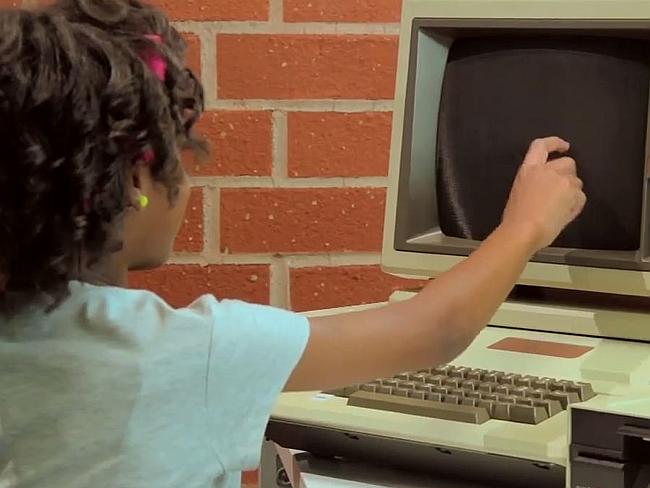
437 36 650 250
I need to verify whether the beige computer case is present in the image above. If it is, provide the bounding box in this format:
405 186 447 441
271 4 650 486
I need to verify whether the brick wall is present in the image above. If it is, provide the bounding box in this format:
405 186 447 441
2 0 421 312
125 0 422 313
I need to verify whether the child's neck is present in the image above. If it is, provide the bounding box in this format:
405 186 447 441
82 254 129 288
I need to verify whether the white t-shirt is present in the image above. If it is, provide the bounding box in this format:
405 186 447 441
0 281 310 487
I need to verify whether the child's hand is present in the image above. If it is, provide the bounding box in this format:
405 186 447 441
502 136 586 251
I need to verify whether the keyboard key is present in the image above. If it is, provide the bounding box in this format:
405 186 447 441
551 381 568 392
479 382 498 393
545 391 580 409
444 395 462 405
383 379 399 388
482 372 500 383
525 388 546 399
493 402 512 421
478 400 495 415
409 391 427 400
433 365 453 375
467 369 484 381
377 385 393 395
495 385 511 395
565 382 596 401
510 404 549 424
501 374 518 385
512 387 529 397
393 388 410 398
445 378 463 388
425 375 445 386
532 377 556 389
462 380 479 391
534 399 562 417
398 381 418 390
495 372 510 383
415 383 432 393
450 367 471 379
515 375 537 387
348 391 490 424
463 398 479 407
450 388 466 398
427 392 443 402
497 395 517 404
361 384 377 393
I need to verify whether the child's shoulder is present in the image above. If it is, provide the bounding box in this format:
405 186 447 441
61 281 309 349
4 280 309 368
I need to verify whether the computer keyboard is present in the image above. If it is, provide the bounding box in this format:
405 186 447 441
326 364 596 425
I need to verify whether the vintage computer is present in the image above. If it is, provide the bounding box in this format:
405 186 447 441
267 1 650 487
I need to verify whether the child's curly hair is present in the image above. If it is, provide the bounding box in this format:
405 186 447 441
0 0 205 316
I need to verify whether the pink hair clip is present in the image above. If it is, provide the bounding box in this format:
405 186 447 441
137 35 166 165
141 34 167 82
142 149 155 165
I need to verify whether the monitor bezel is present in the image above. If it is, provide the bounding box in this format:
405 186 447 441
393 18 650 272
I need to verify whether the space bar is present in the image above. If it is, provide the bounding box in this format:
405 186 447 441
347 391 490 424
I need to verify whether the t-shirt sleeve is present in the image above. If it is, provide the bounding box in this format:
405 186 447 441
196 297 310 472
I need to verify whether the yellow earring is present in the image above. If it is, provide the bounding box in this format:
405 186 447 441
139 195 150 209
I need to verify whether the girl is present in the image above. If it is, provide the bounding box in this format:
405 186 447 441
0 1 585 487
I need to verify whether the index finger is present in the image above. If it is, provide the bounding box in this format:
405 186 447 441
522 137 570 167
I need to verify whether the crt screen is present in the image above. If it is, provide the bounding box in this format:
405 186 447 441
437 36 650 250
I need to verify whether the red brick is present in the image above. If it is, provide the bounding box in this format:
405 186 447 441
285 0 402 23
183 33 201 78
186 111 273 176
217 35 398 100
290 265 427 312
174 187 203 253
129 265 270 308
288 112 392 177
150 0 268 21
220 188 386 253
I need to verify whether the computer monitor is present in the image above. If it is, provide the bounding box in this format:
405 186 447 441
382 0 650 298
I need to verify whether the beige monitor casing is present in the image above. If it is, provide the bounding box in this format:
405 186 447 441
382 0 650 304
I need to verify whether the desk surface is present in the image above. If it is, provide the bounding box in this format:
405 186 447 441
270 445 492 488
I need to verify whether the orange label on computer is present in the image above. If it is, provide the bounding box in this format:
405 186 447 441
488 338 593 358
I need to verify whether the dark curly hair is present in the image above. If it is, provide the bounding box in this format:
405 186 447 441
0 0 205 316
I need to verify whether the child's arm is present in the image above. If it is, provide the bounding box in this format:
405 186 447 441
286 137 585 392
